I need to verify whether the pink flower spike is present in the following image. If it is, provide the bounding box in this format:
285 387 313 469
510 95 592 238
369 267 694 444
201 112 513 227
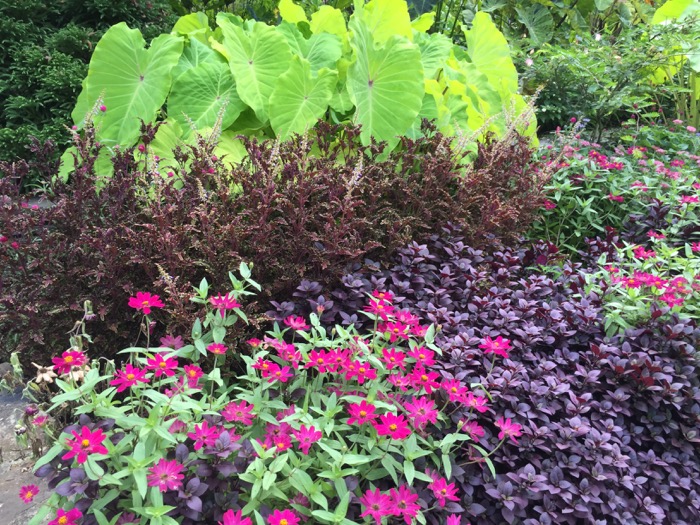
147 458 185 492
267 509 300 525
19 484 39 504
110 364 149 392
495 417 523 444
48 509 83 525
128 291 164 315
62 426 109 464
219 509 253 525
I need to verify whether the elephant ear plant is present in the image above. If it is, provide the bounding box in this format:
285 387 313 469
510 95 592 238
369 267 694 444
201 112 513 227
61 0 535 181
26 263 516 525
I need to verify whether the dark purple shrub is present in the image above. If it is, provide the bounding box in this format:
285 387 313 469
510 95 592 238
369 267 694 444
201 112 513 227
272 226 700 524
0 122 546 367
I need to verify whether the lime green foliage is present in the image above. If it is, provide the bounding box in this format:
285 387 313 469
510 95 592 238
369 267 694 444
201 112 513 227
68 0 532 177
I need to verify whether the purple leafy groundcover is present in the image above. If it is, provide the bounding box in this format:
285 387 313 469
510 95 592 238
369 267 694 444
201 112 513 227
271 225 700 524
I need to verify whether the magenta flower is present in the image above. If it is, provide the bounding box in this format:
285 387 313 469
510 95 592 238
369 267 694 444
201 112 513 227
680 195 699 204
389 485 420 525
305 349 332 373
404 396 438 429
147 458 185 492
364 299 394 320
633 246 656 259
371 289 394 303
495 417 523 444
219 509 252 525
292 425 322 455
48 509 83 525
62 426 109 464
221 400 255 425
110 364 149 392
267 509 299 525
283 315 310 331
345 360 377 384
373 413 411 440
409 365 440 393
381 348 406 370
347 400 378 425
429 477 459 507
19 484 39 504
607 193 624 203
52 350 87 375
183 365 203 388
99 104 107 112
210 293 242 317
207 343 228 355
407 347 436 366
360 488 393 524
691 242 700 252
460 420 486 440
647 230 665 240
446 515 462 525
464 392 489 413
441 378 468 403
188 420 222 451
146 353 178 378
479 335 511 358
266 364 293 384
128 291 164 315
382 321 410 342
160 334 184 349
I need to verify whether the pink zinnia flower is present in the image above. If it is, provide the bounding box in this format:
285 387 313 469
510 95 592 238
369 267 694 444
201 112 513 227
160 334 184 349
383 321 410 342
52 350 87 375
692 242 700 252
389 485 420 525
460 419 485 439
647 230 665 240
687 126 697 133
409 365 440 393
680 195 699 204
183 365 203 388
128 291 164 315
447 515 462 525
479 336 511 358
345 360 377 384
219 509 252 525
542 199 556 210
283 315 310 331
267 509 299 525
210 293 241 317
441 378 468 403
465 392 489 413
207 343 228 355
607 193 624 203
404 396 438 429
407 347 436 366
360 488 393 524
48 509 83 525
266 364 293 383
188 420 222 451
305 349 331 372
147 458 185 492
372 289 394 303
110 364 149 392
62 426 108 464
364 299 394 321
374 413 411 440
19 484 39 504
495 417 523 444
293 425 322 455
381 348 406 370
429 477 459 507
146 353 178 378
222 400 255 425
659 293 684 307
633 246 656 260
347 400 378 425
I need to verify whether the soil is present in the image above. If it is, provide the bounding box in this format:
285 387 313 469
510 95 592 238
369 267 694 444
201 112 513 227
0 392 48 525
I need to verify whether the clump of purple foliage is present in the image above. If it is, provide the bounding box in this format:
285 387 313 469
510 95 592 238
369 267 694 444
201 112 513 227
271 225 700 524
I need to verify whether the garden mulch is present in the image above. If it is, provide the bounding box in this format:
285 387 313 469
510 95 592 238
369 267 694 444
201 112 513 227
0 392 47 524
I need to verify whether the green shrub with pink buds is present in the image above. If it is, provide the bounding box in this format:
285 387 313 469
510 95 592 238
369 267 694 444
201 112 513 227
26 263 519 525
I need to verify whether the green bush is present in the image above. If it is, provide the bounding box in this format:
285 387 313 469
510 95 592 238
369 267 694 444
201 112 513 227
0 0 178 190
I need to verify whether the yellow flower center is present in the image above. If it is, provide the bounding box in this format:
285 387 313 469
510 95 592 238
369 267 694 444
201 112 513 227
377 304 384 310
58 518 68 525
389 357 395 362
25 490 33 499
441 489 447 495
359 367 366 373
421 374 428 381
359 410 367 417
317 358 324 364
389 424 397 431
280 520 288 525
188 370 197 377
159 362 167 368
493 342 500 347
451 387 458 393
126 373 135 380
275 371 282 377
142 300 150 306
65 356 73 363
418 353 425 359
81 439 91 448
393 328 400 333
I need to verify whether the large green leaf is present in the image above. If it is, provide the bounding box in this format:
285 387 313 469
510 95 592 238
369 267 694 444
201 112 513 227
73 23 183 147
279 0 308 23
652 0 694 23
270 56 338 139
172 13 210 36
168 62 245 138
354 0 413 43
463 12 518 98
310 5 349 50
414 31 452 79
172 38 226 81
219 19 292 122
515 3 554 46
278 22 342 74
347 19 423 144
